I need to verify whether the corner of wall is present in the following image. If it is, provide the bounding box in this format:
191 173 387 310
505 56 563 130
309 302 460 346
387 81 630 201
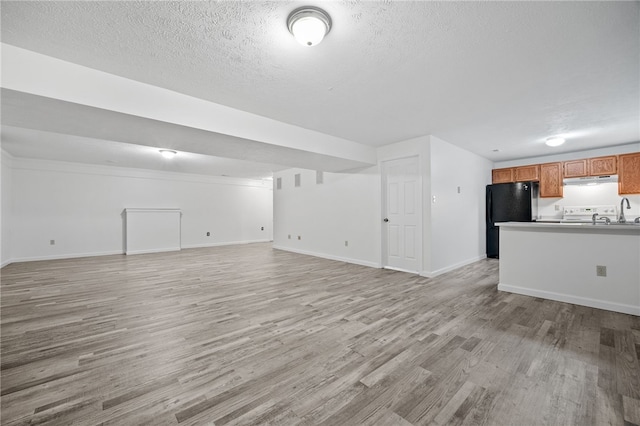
1 149 14 267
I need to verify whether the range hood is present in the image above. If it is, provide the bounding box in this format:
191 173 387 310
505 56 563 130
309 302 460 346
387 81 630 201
563 175 618 186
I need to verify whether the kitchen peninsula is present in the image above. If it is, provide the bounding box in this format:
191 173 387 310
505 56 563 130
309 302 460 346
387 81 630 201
497 222 640 316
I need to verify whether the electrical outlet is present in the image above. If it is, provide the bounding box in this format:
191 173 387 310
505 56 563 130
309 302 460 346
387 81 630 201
261 227 264 231
555 205 561 211
50 239 55 245
457 186 461 194
596 265 607 277
288 234 291 239
297 235 301 240
345 240 348 247
206 232 210 237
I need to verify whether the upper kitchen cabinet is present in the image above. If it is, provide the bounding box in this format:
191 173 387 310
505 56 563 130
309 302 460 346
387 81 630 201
492 168 514 184
588 155 617 176
514 165 539 182
539 162 563 198
618 152 640 194
492 165 539 184
563 159 588 178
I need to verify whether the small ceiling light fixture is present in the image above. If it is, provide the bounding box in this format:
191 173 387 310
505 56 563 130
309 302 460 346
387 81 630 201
545 137 566 147
287 6 332 47
159 149 177 159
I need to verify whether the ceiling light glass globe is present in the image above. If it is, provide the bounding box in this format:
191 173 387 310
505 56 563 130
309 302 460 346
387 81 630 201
545 138 565 147
292 16 327 46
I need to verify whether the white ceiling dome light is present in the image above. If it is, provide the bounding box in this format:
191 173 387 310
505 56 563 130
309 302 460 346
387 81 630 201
545 137 566 147
287 6 332 47
159 149 177 159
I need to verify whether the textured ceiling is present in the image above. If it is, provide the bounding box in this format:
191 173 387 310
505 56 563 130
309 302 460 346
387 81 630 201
1 0 639 175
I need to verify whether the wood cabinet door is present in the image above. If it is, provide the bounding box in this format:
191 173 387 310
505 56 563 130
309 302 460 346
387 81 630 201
515 165 540 182
492 168 514 184
618 153 640 194
563 159 588 178
588 156 617 176
540 162 563 198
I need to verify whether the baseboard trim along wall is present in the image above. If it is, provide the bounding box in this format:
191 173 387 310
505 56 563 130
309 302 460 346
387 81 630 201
422 255 487 278
5 250 124 266
182 239 272 249
498 283 640 316
272 245 381 269
0 240 275 268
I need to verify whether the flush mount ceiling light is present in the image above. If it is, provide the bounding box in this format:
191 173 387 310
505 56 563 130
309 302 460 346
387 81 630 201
287 6 332 47
545 137 566 147
159 149 177 159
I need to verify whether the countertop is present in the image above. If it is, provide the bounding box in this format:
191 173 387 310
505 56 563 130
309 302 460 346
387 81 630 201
497 221 640 233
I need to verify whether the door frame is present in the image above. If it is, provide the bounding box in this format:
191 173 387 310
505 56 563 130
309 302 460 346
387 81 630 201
381 155 423 274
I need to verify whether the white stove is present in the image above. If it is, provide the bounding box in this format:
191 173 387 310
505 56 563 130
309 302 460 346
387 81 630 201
562 205 618 222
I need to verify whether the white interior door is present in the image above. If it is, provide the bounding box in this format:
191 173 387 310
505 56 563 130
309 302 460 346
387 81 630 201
382 156 421 273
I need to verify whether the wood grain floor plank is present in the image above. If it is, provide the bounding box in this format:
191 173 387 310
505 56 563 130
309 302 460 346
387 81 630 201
1 243 637 425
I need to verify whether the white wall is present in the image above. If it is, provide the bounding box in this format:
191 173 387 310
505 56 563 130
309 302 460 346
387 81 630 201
538 183 640 221
272 167 380 267
5 158 273 264
1 151 13 266
429 136 493 275
499 225 640 316
274 135 493 277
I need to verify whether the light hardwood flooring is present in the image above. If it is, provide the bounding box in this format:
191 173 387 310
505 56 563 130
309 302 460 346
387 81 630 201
1 243 639 425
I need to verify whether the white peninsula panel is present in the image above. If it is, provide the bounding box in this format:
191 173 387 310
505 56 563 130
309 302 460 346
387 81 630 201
125 208 182 255
497 222 640 316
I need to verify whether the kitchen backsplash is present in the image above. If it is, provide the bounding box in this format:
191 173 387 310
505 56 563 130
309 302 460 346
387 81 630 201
538 182 640 220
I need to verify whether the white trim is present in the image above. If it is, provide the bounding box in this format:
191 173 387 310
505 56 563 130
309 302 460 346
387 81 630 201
498 283 640 316
383 266 420 274
7 250 123 264
183 239 272 249
272 245 381 269
422 255 487 278
125 208 182 214
126 247 181 255
2 241 275 266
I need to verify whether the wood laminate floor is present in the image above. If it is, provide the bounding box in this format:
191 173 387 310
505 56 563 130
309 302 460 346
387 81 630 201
1 243 639 425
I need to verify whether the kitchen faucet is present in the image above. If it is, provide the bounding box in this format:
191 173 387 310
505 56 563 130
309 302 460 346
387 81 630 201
592 213 610 225
619 197 631 223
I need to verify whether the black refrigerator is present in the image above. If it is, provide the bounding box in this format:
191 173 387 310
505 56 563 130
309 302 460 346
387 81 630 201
486 182 538 258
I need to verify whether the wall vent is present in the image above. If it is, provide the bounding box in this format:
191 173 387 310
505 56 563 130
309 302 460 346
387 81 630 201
295 173 301 187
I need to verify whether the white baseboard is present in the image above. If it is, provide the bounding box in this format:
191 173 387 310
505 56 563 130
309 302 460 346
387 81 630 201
383 266 420 274
498 283 640 316
7 250 124 265
272 245 380 269
421 255 487 278
2 240 273 266
182 239 271 249
125 247 181 255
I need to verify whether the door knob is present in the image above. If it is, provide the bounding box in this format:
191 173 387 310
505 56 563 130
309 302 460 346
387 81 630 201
383 218 389 222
